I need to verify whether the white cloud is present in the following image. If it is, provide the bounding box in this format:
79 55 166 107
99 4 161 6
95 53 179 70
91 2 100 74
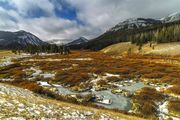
67 0 180 33
8 0 55 16
0 7 19 31
0 0 180 42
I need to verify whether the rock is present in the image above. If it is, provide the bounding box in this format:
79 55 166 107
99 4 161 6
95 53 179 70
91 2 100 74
18 103 25 108
84 111 94 116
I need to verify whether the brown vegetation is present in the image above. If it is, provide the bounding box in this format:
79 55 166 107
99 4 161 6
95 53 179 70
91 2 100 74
133 87 164 117
1 51 180 88
166 85 180 95
168 100 180 117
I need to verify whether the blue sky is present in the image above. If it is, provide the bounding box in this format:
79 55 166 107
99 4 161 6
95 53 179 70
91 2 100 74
0 0 180 42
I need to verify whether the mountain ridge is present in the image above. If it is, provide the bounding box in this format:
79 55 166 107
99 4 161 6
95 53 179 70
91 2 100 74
66 37 88 46
0 30 48 49
74 11 180 50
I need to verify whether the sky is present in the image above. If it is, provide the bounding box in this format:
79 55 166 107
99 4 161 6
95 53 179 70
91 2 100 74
0 0 180 42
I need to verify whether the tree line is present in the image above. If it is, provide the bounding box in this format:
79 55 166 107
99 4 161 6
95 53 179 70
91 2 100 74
129 23 180 45
12 44 71 55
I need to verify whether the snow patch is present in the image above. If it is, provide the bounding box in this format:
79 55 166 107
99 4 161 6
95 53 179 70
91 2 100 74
37 81 51 87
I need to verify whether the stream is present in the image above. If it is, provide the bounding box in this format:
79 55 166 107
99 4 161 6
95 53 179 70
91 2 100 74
56 82 149 111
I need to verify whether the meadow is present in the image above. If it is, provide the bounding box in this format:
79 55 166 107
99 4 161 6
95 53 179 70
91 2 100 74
0 50 179 119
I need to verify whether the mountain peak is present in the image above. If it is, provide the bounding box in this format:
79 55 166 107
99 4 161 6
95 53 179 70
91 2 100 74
17 30 27 33
66 37 88 47
108 18 162 32
161 11 180 23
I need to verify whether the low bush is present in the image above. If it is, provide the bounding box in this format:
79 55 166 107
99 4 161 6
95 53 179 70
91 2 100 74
143 72 165 79
133 87 164 117
166 85 180 95
168 100 180 116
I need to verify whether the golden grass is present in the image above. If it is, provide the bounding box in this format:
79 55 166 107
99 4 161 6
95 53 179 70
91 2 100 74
102 42 180 56
0 50 15 59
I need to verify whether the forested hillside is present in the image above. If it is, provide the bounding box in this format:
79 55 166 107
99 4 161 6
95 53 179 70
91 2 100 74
84 20 180 50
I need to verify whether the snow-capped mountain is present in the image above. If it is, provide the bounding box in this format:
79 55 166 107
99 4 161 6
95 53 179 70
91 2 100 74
66 37 88 46
161 12 180 23
0 30 47 49
108 18 162 32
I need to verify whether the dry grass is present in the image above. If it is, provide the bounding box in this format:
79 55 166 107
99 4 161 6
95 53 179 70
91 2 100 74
168 100 180 117
0 50 15 59
102 42 180 56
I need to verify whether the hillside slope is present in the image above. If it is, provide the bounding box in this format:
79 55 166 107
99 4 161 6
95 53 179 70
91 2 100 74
0 83 144 120
72 12 180 51
102 42 180 56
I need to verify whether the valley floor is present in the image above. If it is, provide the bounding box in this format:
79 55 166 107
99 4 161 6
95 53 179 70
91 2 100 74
0 50 180 120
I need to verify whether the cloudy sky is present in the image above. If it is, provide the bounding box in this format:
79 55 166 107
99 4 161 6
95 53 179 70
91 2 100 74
0 0 180 42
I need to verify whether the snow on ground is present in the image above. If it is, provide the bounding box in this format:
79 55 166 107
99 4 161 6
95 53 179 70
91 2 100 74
0 53 31 67
62 67 73 71
157 101 180 120
90 73 120 84
0 57 12 67
105 73 120 77
26 67 55 80
158 101 169 120
0 78 14 82
37 81 51 87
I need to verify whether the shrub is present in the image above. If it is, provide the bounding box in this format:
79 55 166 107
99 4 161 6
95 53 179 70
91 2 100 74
143 72 165 79
141 101 156 116
96 80 107 86
133 87 164 117
166 85 180 95
135 87 164 101
168 100 180 116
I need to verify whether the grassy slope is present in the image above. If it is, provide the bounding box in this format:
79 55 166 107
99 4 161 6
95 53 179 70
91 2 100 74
102 42 180 56
0 50 15 59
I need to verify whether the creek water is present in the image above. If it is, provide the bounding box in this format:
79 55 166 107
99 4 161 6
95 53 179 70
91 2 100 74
56 82 149 111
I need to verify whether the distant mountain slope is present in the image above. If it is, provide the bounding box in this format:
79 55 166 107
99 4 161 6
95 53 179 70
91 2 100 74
78 12 180 50
162 12 180 23
0 30 47 49
47 39 71 45
107 18 161 32
66 37 88 49
66 37 88 46
68 18 162 50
